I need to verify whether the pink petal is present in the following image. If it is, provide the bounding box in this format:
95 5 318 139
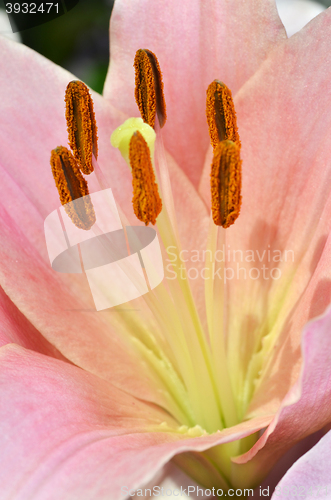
132 462 205 499
0 344 272 499
0 198 178 410
104 0 286 186
0 344 174 499
0 286 66 359
258 429 326 494
271 430 331 499
232 307 331 488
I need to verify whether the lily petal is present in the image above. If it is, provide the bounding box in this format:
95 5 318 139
0 286 66 359
271 430 331 499
127 462 204 499
0 343 272 499
232 306 331 489
0 344 176 499
104 0 286 186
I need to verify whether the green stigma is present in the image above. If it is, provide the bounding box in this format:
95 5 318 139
110 117 156 166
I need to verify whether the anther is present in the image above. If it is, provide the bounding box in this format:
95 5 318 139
50 146 96 230
129 131 162 225
134 49 167 129
206 80 240 150
65 80 98 175
211 140 242 228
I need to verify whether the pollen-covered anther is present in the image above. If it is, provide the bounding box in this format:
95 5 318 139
211 140 242 228
134 49 167 129
50 146 96 230
129 131 162 225
206 80 240 150
65 80 98 175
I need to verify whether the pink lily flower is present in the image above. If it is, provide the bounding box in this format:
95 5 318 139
1 0 331 497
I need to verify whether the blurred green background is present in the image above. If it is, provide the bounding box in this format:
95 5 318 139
20 0 114 94
1 0 331 95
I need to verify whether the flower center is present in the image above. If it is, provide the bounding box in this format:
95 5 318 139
109 50 246 433
49 53 259 490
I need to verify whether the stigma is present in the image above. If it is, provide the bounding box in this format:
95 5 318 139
50 146 96 230
129 131 162 226
210 140 242 228
65 80 98 175
134 49 167 129
111 117 156 166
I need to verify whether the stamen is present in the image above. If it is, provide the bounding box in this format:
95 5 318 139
206 80 240 150
50 146 96 230
65 80 98 175
211 140 242 228
134 49 167 129
129 131 162 225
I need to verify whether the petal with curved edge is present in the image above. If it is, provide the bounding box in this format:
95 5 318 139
271 430 331 499
232 307 331 489
0 286 66 360
128 462 205 499
104 0 286 187
0 344 272 500
276 0 325 37
0 344 175 499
